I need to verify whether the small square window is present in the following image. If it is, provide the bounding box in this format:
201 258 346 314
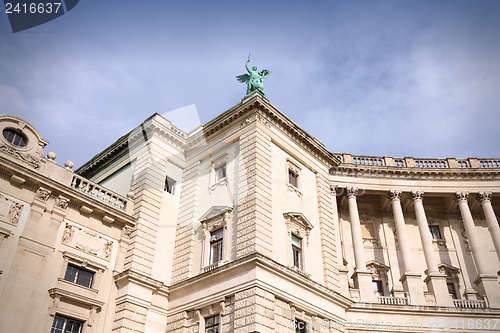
64 264 94 288
291 234 302 270
215 164 227 182
372 280 383 297
429 225 442 240
209 229 223 265
288 168 299 188
51 314 84 333
164 176 176 194
294 319 307 333
205 315 220 333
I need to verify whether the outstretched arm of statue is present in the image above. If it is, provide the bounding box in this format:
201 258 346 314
245 54 251 73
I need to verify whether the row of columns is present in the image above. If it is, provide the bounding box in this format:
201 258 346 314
345 188 500 308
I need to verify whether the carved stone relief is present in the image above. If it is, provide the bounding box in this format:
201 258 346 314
0 193 24 225
61 222 114 260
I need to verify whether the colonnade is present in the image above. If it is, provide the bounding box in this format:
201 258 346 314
343 188 500 308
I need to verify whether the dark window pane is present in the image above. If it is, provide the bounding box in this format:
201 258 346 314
51 315 84 333
64 264 94 288
3 129 27 147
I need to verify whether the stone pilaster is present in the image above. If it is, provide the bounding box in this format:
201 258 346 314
236 121 273 258
316 173 339 290
456 192 500 308
171 161 201 283
389 190 426 305
410 191 453 306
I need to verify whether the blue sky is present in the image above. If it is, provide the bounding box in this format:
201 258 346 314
1 1 500 167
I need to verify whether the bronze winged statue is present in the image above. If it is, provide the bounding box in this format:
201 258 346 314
236 54 271 96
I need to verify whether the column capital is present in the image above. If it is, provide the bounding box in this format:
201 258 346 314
410 190 424 202
455 191 469 202
345 187 358 199
477 191 492 203
388 190 402 201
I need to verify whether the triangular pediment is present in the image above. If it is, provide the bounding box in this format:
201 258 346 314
366 260 390 271
283 212 313 231
199 206 232 223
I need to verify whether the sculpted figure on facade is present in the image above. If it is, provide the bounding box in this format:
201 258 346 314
236 54 271 95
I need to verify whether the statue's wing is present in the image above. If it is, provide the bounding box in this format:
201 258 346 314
236 74 250 83
260 69 271 78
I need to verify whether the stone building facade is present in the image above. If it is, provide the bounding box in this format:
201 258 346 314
0 91 499 332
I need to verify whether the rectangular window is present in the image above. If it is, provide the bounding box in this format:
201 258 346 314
205 315 220 333
64 264 94 288
447 282 458 299
50 314 84 333
209 229 223 265
429 225 442 240
372 280 383 297
294 319 307 333
288 168 299 188
291 234 302 270
164 176 176 194
215 164 227 182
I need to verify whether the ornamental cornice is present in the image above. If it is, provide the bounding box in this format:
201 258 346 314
203 93 340 168
331 163 500 181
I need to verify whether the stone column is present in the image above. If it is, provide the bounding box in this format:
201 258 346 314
346 187 375 302
388 190 426 305
455 192 500 308
477 192 500 262
410 191 453 306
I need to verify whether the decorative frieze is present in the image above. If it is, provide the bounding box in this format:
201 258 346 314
0 193 24 226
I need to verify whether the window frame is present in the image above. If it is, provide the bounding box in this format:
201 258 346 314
60 252 106 291
209 228 224 265
64 263 95 288
372 279 384 297
50 314 84 333
286 159 302 197
164 175 176 194
429 225 442 240
294 319 307 333
291 233 303 270
204 314 220 333
2 128 28 148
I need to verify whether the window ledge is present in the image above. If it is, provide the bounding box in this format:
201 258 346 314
287 183 302 197
209 177 227 191
288 265 310 278
203 261 223 273
57 278 98 294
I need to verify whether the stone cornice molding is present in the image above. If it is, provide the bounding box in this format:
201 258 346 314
203 92 340 168
331 164 500 181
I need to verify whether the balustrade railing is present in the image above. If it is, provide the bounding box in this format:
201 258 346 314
70 174 128 212
334 154 500 169
453 299 486 309
479 159 500 168
377 296 408 306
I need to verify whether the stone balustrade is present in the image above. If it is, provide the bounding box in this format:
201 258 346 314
334 153 500 169
377 296 409 306
452 299 487 309
70 174 129 212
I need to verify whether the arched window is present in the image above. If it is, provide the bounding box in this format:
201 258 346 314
3 128 27 147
